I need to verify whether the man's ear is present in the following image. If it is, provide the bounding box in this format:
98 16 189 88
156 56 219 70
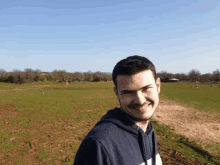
113 86 118 96
113 86 120 100
113 86 122 106
156 77 161 94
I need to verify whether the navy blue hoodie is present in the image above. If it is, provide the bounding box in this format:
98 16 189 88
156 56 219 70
74 107 162 165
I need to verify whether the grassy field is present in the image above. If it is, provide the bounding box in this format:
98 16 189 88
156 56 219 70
0 82 118 164
0 81 220 164
160 82 220 114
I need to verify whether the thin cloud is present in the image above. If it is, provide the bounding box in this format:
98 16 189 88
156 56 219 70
211 12 220 22
163 0 220 17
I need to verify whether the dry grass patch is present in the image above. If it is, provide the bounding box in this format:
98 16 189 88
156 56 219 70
153 99 220 155
0 104 19 117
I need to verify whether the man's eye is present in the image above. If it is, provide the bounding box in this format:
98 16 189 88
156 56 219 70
142 87 151 92
142 88 148 91
121 91 132 95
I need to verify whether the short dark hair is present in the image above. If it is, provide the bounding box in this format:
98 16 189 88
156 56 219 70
112 55 156 88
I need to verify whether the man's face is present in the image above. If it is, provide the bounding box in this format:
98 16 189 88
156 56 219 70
114 70 161 121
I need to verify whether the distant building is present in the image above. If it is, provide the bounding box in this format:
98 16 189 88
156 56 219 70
161 78 179 82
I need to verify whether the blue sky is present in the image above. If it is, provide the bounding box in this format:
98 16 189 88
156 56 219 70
1 0 220 74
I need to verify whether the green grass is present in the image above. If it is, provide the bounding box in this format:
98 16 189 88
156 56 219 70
15 161 24 165
0 81 219 164
37 148 49 162
21 132 33 137
0 81 117 164
0 130 21 153
160 82 220 114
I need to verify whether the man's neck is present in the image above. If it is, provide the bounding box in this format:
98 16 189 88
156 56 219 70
120 108 150 132
133 120 149 133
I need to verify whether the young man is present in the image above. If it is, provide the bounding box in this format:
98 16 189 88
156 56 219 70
74 55 162 165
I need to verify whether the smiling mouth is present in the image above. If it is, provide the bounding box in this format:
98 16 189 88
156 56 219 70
142 103 152 109
130 102 152 110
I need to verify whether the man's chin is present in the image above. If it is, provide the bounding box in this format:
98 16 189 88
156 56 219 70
133 115 153 121
132 110 155 121
127 111 153 121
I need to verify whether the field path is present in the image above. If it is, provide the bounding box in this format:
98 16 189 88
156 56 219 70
153 99 220 155
0 85 53 92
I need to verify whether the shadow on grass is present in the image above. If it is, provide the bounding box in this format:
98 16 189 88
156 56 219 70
151 120 220 165
179 137 220 165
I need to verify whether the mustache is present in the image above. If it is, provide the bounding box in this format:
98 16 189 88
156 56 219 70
128 102 151 109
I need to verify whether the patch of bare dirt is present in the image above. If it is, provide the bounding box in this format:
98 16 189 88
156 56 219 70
29 85 52 89
0 85 52 93
153 99 220 155
0 104 18 117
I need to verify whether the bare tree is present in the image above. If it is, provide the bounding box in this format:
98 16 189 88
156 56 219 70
52 69 58 81
0 69 6 74
35 69 42 73
200 73 211 83
6 69 25 84
52 69 66 82
33 69 42 82
71 72 83 81
64 72 72 82
212 69 220 81
174 73 187 81
157 71 173 80
188 69 200 82
0 69 7 82
82 71 92 81
12 69 21 73
92 73 101 82
24 68 35 83
58 70 67 82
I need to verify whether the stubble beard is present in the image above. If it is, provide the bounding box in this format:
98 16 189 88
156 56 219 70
120 102 157 122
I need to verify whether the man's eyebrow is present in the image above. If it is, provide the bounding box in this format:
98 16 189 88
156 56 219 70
120 84 152 93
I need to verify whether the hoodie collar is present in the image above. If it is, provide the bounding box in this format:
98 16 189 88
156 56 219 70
119 107 152 134
97 107 153 135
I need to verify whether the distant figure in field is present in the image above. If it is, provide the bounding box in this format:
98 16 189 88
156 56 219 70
66 80 69 86
73 55 162 165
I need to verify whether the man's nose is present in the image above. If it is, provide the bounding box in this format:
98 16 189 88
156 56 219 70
133 91 146 105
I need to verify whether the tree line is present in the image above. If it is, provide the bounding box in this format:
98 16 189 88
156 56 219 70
0 68 219 84
0 69 112 84
158 69 220 83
